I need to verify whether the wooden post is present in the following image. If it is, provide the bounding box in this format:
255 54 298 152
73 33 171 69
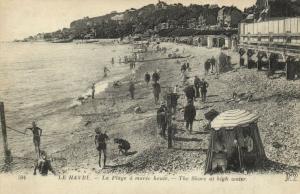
0 102 12 163
166 93 173 149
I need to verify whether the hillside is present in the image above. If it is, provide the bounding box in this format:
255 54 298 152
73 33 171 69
37 2 242 40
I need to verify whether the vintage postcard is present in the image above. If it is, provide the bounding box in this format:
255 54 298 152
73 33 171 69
0 0 299 193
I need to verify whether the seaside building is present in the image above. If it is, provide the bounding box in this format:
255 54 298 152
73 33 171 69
239 17 300 80
217 6 243 28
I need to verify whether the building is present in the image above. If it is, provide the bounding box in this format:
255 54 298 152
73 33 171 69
111 14 125 25
187 18 197 29
156 0 168 10
217 6 243 28
198 15 206 26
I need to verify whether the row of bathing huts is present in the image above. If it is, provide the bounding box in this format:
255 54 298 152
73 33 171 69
153 17 300 80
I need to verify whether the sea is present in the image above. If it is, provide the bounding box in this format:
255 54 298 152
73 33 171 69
0 41 132 157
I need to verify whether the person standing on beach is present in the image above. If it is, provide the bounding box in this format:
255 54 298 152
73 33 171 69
157 102 167 137
111 57 114 65
152 70 160 83
210 56 216 72
104 66 110 78
194 76 201 98
144 72 151 86
170 87 179 114
25 121 43 159
200 78 209 102
184 100 196 133
129 81 135 99
91 83 96 99
152 82 161 104
95 128 109 169
204 59 211 75
184 84 196 102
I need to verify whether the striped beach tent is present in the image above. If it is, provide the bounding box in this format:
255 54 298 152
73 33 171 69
205 109 266 174
211 109 259 130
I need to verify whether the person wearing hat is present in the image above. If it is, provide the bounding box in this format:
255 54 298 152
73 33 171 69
25 121 43 159
94 128 109 169
184 99 196 133
157 102 168 137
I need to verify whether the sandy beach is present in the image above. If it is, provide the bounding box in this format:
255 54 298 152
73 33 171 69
1 42 299 176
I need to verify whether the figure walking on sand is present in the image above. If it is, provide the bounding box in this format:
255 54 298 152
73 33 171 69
184 100 196 133
144 72 151 86
200 78 209 102
91 83 96 99
103 66 110 78
95 128 109 169
157 102 168 137
152 70 160 83
194 76 201 98
204 59 211 75
152 82 161 104
129 81 135 99
210 56 216 72
111 57 114 65
25 121 43 159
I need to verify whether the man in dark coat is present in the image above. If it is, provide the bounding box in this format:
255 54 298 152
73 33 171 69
204 59 211 75
152 70 160 83
200 78 209 102
184 84 196 102
184 100 196 133
152 82 161 104
129 81 135 99
144 72 151 86
194 76 201 98
157 102 168 137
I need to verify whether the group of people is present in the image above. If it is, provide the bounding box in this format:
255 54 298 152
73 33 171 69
25 120 133 175
204 56 216 75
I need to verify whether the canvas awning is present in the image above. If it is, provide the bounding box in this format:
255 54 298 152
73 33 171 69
211 109 259 130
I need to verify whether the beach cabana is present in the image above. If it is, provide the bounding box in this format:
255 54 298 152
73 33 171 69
205 109 266 174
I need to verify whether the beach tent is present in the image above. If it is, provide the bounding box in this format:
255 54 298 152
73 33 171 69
205 109 266 174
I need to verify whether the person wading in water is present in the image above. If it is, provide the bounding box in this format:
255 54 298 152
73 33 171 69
95 128 109 169
25 121 43 159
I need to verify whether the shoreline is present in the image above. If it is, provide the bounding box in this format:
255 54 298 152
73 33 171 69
1 42 299 175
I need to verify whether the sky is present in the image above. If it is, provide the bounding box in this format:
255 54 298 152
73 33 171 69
0 0 256 41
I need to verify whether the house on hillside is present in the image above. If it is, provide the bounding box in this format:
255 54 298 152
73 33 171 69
111 14 124 25
198 15 206 26
168 20 178 28
156 0 167 10
217 7 243 28
187 18 197 29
